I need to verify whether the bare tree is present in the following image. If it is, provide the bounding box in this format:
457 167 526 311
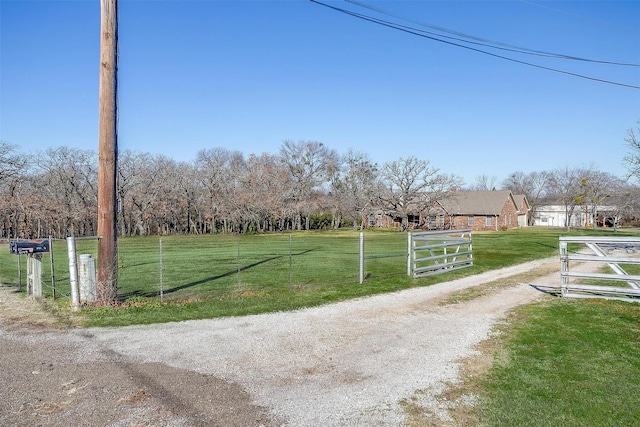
623 119 640 181
194 148 245 233
547 166 590 228
118 151 176 236
502 170 550 225
238 153 289 232
578 169 625 227
151 157 191 235
0 141 30 238
33 147 98 237
118 150 144 236
330 150 379 229
469 174 498 191
279 140 338 230
378 156 463 229
172 161 202 234
0 141 27 183
611 181 640 227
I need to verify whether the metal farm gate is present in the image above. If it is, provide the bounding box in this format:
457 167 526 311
560 236 640 302
409 229 473 279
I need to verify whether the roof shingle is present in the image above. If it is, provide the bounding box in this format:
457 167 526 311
438 190 515 215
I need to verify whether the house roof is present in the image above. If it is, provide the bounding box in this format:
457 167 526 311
437 190 517 215
513 194 530 212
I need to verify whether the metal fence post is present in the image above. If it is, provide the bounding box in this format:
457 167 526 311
17 253 22 292
67 237 80 311
237 236 241 290
159 237 164 303
49 236 56 299
407 232 412 277
559 240 568 297
359 232 364 284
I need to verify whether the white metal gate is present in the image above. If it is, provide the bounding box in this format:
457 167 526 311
410 229 473 279
559 236 640 302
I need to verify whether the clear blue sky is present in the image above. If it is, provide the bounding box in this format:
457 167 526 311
1 0 639 185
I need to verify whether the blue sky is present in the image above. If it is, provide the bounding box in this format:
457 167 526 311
1 0 639 185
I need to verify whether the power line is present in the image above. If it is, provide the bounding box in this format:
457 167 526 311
346 0 640 67
309 0 640 90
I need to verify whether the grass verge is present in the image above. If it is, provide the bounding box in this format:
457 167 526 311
409 297 640 427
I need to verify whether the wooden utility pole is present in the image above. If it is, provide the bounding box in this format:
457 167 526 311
97 0 118 304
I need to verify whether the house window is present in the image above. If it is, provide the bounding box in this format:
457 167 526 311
486 215 493 226
438 215 444 228
428 215 436 229
467 216 474 226
368 213 383 227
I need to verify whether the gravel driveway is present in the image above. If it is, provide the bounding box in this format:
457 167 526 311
1 257 560 426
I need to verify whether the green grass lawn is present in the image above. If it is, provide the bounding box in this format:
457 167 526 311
475 298 640 427
0 227 636 326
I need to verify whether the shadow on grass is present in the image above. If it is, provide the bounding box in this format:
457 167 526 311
534 242 558 250
119 249 316 300
530 284 562 297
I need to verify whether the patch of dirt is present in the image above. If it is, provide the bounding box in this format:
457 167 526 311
0 285 282 427
0 285 62 330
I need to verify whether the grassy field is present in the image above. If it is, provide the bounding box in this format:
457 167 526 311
473 298 640 427
0 227 636 326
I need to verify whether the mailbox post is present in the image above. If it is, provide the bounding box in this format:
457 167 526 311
9 239 51 299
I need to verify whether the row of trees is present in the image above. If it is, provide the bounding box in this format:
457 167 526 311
1 127 639 239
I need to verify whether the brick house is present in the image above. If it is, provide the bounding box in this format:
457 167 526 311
364 190 529 231
513 194 531 227
435 190 523 231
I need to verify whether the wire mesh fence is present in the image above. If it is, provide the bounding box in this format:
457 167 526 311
1 232 411 305
124 233 410 302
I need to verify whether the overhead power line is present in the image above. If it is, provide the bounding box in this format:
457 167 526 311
346 0 640 67
309 0 640 90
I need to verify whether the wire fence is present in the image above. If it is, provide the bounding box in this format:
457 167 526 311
2 232 410 305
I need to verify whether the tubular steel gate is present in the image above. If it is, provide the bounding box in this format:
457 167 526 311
409 229 473 279
560 236 640 303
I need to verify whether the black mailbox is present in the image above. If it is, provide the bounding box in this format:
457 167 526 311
9 239 50 255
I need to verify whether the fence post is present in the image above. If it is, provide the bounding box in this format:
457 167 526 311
17 253 22 292
237 236 241 290
407 232 412 277
78 254 97 303
67 237 80 311
27 254 43 298
49 236 56 299
159 237 164 303
359 232 364 284
559 240 568 297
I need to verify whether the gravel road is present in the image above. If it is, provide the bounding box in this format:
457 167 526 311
1 257 562 426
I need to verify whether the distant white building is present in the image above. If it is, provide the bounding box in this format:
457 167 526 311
533 205 617 227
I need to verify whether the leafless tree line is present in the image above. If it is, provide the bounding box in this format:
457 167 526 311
0 140 383 238
1 134 639 239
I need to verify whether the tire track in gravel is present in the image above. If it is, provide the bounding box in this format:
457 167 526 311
87 257 566 426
